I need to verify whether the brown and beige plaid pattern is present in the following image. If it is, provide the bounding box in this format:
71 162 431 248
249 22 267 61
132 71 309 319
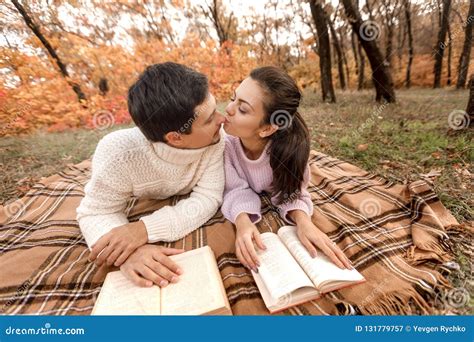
0 151 471 315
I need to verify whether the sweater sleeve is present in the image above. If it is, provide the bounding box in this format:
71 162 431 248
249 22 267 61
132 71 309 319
272 164 314 225
76 139 133 249
139 141 225 242
221 140 262 224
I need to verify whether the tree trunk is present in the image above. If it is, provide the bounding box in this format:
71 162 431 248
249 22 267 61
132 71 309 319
447 23 452 86
385 23 394 69
357 41 365 90
309 0 336 103
339 26 351 86
456 0 474 89
341 0 396 102
404 0 414 88
433 0 452 88
328 17 346 90
10 0 87 103
351 29 360 84
467 74 474 126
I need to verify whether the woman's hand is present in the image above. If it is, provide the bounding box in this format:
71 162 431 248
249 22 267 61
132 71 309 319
290 210 353 269
234 213 266 272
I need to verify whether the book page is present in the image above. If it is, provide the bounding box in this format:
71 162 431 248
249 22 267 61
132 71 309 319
278 226 365 290
253 232 314 300
92 271 160 315
161 246 228 315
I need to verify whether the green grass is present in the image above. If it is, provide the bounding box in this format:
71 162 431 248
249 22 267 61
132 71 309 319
301 88 473 223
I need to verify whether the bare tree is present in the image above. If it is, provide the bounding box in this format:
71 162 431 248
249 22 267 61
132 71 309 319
328 9 346 90
341 0 396 102
10 0 86 103
199 0 237 47
456 0 474 89
447 22 452 85
309 0 336 102
467 74 474 126
433 0 451 88
404 0 414 88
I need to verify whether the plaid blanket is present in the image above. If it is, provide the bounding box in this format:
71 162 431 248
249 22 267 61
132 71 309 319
0 151 471 315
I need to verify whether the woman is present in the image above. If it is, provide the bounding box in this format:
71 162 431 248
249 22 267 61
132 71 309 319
222 66 353 273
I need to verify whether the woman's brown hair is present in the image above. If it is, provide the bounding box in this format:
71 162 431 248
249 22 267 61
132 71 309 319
250 66 310 205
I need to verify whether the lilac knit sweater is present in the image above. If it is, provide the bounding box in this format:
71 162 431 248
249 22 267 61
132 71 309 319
221 134 314 224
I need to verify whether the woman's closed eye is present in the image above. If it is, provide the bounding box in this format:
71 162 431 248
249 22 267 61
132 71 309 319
230 96 247 114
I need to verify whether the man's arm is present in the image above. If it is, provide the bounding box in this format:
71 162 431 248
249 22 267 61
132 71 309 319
76 138 133 249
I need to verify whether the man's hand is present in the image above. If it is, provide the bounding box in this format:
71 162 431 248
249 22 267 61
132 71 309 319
120 244 184 287
89 221 149 267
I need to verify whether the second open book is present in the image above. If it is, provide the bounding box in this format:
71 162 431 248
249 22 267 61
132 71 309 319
252 226 366 313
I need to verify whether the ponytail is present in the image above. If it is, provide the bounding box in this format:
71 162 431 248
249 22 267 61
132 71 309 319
269 111 310 204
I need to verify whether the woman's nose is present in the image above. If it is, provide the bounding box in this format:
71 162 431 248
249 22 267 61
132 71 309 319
225 102 235 116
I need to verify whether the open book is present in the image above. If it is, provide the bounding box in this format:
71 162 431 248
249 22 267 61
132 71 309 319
92 246 232 315
252 226 366 313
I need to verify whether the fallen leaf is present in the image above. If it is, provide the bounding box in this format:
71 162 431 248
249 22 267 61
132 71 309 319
356 143 369 152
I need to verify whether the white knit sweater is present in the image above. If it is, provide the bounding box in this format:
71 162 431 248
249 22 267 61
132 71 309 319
76 127 225 248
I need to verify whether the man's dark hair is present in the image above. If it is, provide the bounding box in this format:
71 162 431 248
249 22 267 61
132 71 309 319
127 62 209 142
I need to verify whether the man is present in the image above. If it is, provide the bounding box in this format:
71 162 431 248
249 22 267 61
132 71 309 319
76 62 226 287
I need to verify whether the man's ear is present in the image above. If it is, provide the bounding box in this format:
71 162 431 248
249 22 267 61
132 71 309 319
164 131 183 147
258 124 279 138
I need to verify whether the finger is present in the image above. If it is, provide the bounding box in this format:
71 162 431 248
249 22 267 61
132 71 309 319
300 235 317 258
243 236 260 267
240 239 257 271
155 253 181 278
319 243 345 269
89 236 110 261
106 247 124 266
114 249 132 267
329 243 353 269
253 231 267 251
140 265 169 288
149 255 180 283
160 247 185 255
235 244 248 269
122 268 152 287
96 245 115 266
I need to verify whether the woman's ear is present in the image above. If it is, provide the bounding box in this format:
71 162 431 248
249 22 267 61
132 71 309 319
258 124 279 138
164 131 183 147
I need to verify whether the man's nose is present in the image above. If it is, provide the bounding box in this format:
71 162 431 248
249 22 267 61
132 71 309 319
216 112 227 124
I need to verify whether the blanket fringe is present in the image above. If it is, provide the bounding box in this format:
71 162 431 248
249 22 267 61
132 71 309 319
359 287 435 315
